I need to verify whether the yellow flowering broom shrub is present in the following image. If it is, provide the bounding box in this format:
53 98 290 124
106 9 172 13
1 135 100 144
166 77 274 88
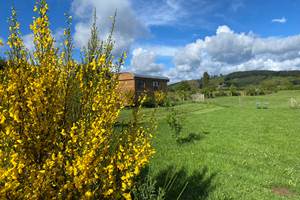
0 1 154 199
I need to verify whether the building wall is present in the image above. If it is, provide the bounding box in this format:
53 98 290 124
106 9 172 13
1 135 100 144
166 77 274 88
118 72 134 81
118 72 169 105
135 77 168 94
118 73 135 93
119 79 136 93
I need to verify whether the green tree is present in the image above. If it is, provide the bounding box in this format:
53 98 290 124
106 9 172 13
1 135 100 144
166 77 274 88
229 84 237 96
177 81 191 91
202 72 210 88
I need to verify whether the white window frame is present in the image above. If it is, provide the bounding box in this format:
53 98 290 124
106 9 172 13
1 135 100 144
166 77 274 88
153 81 159 89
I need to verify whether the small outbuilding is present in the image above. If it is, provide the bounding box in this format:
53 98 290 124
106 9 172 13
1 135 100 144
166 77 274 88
118 72 169 97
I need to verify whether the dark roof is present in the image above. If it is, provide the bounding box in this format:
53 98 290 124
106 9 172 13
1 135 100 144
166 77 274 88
133 73 169 81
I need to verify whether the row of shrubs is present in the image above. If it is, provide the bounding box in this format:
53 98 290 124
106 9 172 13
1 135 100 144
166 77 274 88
140 91 196 108
137 86 281 108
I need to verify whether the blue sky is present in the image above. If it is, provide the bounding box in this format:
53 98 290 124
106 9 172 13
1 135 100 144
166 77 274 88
1 0 300 82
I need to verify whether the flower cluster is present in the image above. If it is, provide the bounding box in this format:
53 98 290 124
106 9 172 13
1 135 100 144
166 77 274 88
7 7 27 64
0 1 154 199
154 91 167 106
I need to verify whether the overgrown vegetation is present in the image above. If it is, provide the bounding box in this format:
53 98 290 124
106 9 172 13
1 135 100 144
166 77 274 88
0 1 154 199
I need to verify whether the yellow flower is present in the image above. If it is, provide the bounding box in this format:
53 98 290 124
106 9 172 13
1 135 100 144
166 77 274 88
134 166 140 175
0 115 6 124
85 191 93 198
122 193 132 200
103 189 114 196
0 0 155 198
9 108 21 123
64 40 68 46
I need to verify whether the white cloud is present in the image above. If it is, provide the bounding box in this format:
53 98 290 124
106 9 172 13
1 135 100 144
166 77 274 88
272 17 287 24
134 0 186 26
22 29 65 52
71 0 148 55
134 0 245 28
23 34 34 51
67 0 298 83
130 48 165 74
53 28 65 48
216 25 234 34
205 26 254 64
132 44 179 57
160 25 300 82
127 45 180 77
174 40 202 68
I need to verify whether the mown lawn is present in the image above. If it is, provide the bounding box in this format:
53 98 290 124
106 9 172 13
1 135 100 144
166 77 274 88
121 90 300 200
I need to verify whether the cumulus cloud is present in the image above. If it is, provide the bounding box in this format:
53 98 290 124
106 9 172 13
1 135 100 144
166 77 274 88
163 25 300 82
272 17 287 24
205 26 254 64
71 0 148 55
130 48 165 74
216 25 233 34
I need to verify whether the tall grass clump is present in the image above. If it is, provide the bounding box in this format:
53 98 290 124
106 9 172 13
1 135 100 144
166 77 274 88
0 1 154 199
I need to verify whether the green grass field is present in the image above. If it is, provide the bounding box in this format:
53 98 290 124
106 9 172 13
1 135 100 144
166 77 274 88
122 90 300 200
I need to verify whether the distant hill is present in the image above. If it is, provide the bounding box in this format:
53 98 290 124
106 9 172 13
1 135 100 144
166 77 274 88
168 70 300 91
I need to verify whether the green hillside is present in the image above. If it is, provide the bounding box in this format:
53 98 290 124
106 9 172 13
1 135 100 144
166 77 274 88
169 70 300 92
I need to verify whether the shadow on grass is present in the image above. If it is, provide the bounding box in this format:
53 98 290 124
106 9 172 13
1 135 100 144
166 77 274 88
176 132 209 145
114 121 130 128
155 166 217 200
134 166 216 200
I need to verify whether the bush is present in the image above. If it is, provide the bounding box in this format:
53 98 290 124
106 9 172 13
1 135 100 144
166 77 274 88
0 2 154 199
142 95 156 107
214 89 227 97
201 87 215 98
245 86 265 96
165 91 189 106
154 91 166 106
132 173 165 200
167 108 183 139
163 96 175 107
123 90 136 107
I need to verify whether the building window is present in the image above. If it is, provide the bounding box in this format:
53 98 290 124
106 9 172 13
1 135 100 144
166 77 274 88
137 80 145 90
153 81 159 90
